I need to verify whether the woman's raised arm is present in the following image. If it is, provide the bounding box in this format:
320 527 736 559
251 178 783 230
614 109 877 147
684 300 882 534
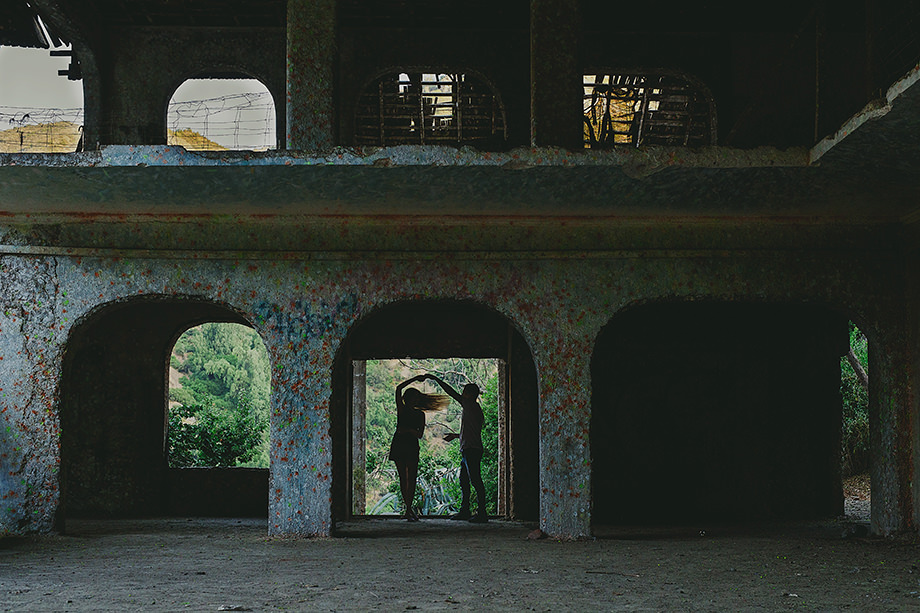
395 373 428 409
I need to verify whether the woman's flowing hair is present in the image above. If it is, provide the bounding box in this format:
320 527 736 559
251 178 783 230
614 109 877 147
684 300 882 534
402 387 450 412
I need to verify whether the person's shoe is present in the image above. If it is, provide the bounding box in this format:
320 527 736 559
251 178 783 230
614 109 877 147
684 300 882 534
469 513 489 524
450 510 471 520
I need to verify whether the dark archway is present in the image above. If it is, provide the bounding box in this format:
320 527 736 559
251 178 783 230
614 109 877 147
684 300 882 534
330 300 539 526
590 302 849 526
58 296 267 528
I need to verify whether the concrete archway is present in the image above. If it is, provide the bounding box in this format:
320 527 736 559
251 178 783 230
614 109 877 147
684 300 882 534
330 300 540 526
58 296 267 528
590 302 849 527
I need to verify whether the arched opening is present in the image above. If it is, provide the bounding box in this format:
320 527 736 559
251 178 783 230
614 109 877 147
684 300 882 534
330 301 539 528
354 69 508 148
0 12 84 153
166 76 277 151
164 322 271 517
583 71 716 148
59 297 269 530
590 302 850 529
168 322 270 469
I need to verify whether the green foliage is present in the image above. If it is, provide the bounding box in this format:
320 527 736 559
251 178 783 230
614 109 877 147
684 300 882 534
478 371 500 515
363 358 499 516
168 323 270 468
841 322 869 478
167 397 266 468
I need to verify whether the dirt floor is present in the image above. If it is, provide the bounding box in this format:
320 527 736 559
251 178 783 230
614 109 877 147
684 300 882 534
2 479 918 612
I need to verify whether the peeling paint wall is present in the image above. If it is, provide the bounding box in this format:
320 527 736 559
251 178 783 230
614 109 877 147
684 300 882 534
0 257 62 533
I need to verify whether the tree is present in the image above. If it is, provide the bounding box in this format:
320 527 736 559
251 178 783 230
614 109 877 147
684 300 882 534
841 322 869 477
168 397 265 468
168 323 270 468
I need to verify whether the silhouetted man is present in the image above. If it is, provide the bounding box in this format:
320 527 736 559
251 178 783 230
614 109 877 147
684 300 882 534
427 374 487 523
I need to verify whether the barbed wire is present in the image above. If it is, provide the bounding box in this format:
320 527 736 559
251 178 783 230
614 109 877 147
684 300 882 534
0 91 277 153
167 91 276 151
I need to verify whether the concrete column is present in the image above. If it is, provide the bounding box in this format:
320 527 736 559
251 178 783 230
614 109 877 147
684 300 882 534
351 360 366 516
530 0 582 148
910 252 920 532
869 323 914 535
536 336 593 539
286 0 336 150
266 318 335 536
0 258 63 535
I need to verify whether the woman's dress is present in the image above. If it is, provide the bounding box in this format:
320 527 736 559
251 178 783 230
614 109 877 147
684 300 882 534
388 405 425 463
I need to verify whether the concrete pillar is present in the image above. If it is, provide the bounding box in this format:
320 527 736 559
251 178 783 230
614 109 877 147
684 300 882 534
530 0 582 148
286 0 336 150
536 336 593 539
869 323 913 535
351 360 366 516
910 252 920 531
266 317 335 536
0 258 63 535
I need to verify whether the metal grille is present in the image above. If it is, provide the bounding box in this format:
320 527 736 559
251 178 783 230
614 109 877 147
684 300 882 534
355 71 507 147
584 73 715 148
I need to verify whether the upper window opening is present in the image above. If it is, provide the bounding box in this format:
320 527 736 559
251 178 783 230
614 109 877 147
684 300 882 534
583 72 715 149
356 70 507 148
167 78 276 151
0 44 84 153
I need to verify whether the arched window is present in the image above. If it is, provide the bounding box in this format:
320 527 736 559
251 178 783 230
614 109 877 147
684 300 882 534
583 71 716 148
168 322 270 469
355 70 507 147
167 78 276 151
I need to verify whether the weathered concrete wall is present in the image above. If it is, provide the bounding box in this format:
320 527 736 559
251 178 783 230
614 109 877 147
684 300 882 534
0 237 910 538
104 28 285 146
287 0 335 150
0 257 62 533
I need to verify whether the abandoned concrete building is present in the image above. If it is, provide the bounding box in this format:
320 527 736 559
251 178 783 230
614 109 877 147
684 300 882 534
1 0 919 540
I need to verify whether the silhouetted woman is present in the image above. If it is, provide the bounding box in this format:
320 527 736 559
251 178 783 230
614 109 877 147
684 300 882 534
389 374 449 521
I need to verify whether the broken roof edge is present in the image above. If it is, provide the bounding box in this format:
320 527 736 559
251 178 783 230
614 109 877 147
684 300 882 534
0 1 68 49
810 63 920 165
0 143 809 178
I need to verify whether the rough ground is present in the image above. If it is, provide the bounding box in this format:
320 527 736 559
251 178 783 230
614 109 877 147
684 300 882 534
0 477 908 612
2 501 919 612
